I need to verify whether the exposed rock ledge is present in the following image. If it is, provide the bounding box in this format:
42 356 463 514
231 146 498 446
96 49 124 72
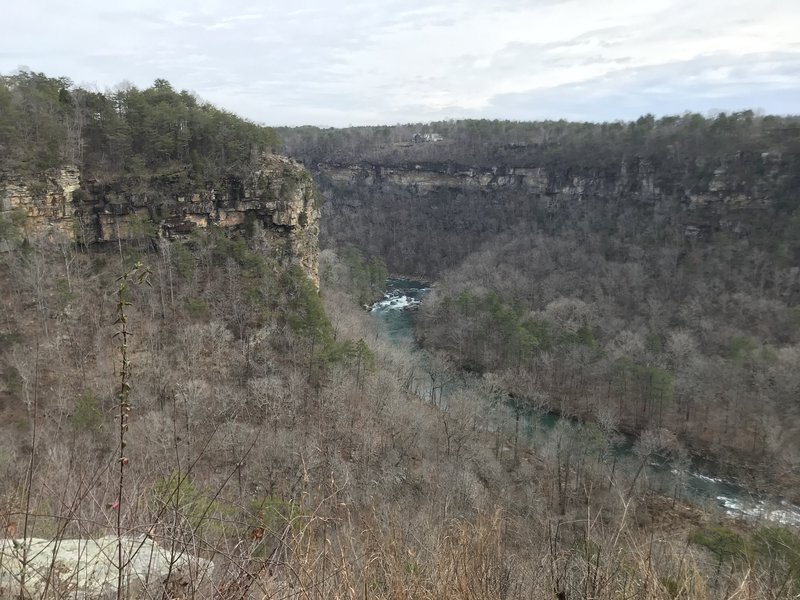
0 535 212 598
0 155 320 287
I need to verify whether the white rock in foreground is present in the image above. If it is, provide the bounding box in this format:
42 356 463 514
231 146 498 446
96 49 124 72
0 535 212 598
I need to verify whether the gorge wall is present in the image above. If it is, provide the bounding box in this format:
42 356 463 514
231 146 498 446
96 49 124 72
312 151 793 278
292 129 800 482
0 154 321 286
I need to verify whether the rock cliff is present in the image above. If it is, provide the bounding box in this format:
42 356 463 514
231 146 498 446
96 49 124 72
0 155 320 286
312 152 790 276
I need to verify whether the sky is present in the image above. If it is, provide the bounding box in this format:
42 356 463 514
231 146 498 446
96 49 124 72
2 0 798 127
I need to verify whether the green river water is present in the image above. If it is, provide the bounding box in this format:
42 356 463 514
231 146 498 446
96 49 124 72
370 278 800 527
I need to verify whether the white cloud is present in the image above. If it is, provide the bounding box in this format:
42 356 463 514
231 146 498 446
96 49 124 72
1 0 798 125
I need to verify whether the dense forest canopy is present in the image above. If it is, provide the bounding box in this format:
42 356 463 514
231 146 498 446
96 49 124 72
279 112 800 173
0 71 280 183
282 112 800 276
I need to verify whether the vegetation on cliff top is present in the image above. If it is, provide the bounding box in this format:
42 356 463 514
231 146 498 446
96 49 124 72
0 70 279 183
279 113 800 181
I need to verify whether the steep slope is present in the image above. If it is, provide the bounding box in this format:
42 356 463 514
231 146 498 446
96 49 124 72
1 75 800 600
0 154 320 285
282 117 800 491
315 152 794 280
282 116 800 281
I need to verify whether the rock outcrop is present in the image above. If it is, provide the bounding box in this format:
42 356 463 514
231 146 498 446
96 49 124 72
0 155 320 286
0 535 212 598
312 153 788 276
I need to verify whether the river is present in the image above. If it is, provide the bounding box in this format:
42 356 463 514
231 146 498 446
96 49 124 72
370 278 800 527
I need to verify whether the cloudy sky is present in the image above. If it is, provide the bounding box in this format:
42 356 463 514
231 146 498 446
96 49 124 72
3 0 798 126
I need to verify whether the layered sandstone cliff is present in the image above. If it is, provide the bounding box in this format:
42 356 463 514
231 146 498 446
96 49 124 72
312 152 788 276
0 155 320 286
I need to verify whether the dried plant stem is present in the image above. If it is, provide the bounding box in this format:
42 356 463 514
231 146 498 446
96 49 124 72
113 261 149 600
18 343 38 600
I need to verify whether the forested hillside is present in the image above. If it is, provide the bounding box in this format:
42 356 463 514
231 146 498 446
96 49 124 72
281 115 800 277
281 113 800 173
1 71 799 598
0 72 320 282
282 116 800 491
3 209 800 599
1 71 278 182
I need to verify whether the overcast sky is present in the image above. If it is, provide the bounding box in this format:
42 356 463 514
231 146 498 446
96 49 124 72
2 0 798 127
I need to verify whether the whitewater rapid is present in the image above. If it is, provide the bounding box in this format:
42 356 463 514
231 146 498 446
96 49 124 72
370 278 800 527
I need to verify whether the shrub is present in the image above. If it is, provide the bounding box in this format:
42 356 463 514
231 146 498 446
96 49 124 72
151 473 235 537
751 527 800 585
185 297 208 319
0 208 27 244
71 390 103 432
689 526 748 562
171 241 195 278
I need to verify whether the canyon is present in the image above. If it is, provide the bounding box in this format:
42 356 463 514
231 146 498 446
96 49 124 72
281 120 800 498
2 72 800 598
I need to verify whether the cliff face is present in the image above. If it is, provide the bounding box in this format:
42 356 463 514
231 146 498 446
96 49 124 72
0 155 320 286
313 152 790 276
